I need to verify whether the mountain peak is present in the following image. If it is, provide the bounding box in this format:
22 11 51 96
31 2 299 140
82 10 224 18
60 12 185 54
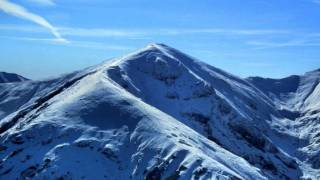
107 43 182 68
143 43 178 55
147 42 170 48
307 68 320 74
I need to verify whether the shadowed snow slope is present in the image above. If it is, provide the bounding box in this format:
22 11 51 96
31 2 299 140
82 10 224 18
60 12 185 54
0 43 319 179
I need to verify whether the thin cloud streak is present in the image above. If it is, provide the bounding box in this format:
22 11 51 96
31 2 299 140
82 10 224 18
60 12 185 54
58 27 292 38
2 24 320 49
28 0 55 6
0 35 66 43
0 0 66 42
247 39 320 49
0 35 133 51
0 24 292 38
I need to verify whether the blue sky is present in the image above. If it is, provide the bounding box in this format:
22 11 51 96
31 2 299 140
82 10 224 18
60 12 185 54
0 0 320 80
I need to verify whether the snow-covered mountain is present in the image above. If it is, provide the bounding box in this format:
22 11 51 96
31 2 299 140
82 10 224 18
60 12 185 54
0 43 319 179
0 72 28 83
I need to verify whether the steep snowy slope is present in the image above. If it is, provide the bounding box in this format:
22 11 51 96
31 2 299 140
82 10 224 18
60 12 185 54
105 44 305 179
248 69 320 175
0 72 29 83
0 43 318 179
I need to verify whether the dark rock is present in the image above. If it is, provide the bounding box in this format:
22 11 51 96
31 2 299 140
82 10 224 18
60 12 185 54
207 135 221 146
262 161 277 174
178 139 192 147
41 138 53 145
308 153 320 169
8 148 23 158
248 101 257 110
145 167 162 180
75 140 91 148
165 165 188 180
193 167 207 180
230 175 242 180
10 135 25 145
276 155 297 169
101 147 118 162
166 91 179 99
218 102 231 115
230 124 265 151
156 74 178 85
278 109 300 120
20 166 37 178
0 145 7 152
1 167 13 175
165 171 180 180
192 82 215 98
183 112 210 124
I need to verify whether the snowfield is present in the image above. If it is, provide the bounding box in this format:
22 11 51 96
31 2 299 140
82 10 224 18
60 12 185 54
0 43 319 179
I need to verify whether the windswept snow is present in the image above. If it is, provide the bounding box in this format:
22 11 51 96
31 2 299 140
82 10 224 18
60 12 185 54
0 43 319 179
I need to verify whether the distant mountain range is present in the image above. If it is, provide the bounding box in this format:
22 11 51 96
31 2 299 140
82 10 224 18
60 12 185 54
0 72 28 83
0 44 319 179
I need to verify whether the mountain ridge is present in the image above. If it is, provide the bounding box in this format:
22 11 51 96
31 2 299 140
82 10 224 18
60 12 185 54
0 43 319 179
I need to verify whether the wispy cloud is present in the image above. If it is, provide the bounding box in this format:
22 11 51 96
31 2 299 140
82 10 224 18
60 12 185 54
0 35 133 51
27 0 55 6
0 24 292 38
247 39 320 49
0 0 66 42
59 27 146 38
1 23 320 50
174 29 291 35
0 35 66 44
247 40 304 49
58 27 291 38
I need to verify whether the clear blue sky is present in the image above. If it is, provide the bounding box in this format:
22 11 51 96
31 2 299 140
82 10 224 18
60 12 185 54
0 0 320 80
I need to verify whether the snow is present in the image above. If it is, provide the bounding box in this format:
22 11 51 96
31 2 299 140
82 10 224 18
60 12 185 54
0 43 319 179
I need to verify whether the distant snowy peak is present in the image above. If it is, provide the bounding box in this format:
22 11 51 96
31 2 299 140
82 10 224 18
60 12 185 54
0 72 29 83
248 68 320 95
247 75 300 97
247 68 320 112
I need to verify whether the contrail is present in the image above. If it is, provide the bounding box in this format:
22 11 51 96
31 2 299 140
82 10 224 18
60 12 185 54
0 0 67 42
